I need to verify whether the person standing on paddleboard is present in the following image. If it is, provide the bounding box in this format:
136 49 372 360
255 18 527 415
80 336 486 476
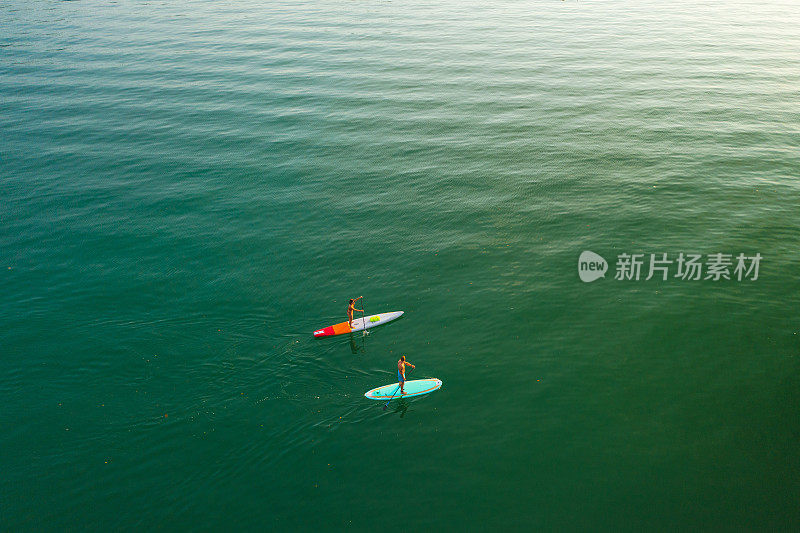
347 296 363 328
397 355 415 394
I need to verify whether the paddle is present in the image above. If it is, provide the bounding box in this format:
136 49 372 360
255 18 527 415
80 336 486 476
383 366 412 410
361 295 366 338
382 384 400 411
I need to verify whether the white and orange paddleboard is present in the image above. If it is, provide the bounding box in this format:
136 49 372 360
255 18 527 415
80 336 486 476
313 311 404 337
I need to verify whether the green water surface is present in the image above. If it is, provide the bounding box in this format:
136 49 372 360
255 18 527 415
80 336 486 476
2 0 799 530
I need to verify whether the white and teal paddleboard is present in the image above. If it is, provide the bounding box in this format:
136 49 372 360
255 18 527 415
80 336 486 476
364 378 442 400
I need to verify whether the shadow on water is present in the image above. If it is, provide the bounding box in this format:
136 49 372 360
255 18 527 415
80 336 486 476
390 398 409 418
348 332 367 354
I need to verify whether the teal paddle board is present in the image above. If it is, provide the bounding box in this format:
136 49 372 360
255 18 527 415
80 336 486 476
364 378 442 400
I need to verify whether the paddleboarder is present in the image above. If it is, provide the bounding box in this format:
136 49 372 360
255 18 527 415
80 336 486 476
347 296 363 328
397 355 415 394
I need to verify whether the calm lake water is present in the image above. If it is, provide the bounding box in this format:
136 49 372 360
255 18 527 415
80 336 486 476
2 0 799 530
